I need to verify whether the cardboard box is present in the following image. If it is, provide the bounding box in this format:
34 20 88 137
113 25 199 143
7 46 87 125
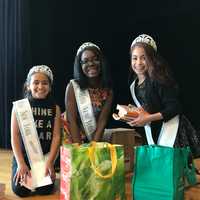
110 128 142 172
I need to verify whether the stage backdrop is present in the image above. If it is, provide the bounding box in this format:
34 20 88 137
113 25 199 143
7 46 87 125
1 0 200 148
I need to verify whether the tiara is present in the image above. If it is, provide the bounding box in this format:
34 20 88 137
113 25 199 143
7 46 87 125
76 42 100 55
27 65 53 83
131 34 157 51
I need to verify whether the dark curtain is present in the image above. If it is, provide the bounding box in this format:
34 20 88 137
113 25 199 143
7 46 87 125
0 0 30 148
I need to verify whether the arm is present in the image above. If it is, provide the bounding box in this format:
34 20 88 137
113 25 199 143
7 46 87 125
128 81 181 127
11 107 31 184
157 83 181 121
65 82 82 143
127 108 163 127
45 105 61 180
93 89 113 141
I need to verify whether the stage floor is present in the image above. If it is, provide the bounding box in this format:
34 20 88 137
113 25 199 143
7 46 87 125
1 149 200 200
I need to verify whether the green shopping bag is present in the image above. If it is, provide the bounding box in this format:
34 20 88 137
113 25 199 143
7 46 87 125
132 145 196 200
60 142 126 200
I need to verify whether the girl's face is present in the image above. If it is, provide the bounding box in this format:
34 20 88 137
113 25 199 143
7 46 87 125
131 46 148 76
27 72 50 99
80 50 101 78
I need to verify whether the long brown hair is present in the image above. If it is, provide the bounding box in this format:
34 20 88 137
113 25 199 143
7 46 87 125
130 42 177 87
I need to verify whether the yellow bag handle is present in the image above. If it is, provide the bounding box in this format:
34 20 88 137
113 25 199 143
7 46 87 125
88 142 117 179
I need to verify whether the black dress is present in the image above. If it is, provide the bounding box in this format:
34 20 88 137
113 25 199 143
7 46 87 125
132 78 200 158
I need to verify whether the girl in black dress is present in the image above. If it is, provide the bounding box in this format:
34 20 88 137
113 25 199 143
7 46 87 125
127 34 200 161
11 65 61 197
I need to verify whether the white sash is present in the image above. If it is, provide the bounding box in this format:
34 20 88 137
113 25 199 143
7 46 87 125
71 80 96 140
130 80 179 147
13 98 52 189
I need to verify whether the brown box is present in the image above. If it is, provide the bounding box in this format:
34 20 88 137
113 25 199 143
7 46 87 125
110 128 142 172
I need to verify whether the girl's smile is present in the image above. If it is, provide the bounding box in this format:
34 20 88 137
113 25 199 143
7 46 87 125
27 73 50 99
131 46 148 77
81 50 101 78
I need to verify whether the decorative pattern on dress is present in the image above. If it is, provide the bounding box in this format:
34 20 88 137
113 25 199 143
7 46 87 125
88 88 109 108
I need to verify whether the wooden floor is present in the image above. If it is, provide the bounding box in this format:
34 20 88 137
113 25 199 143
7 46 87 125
1 149 200 200
0 149 59 200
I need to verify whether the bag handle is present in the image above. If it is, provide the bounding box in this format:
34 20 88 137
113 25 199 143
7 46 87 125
184 148 197 185
88 142 117 179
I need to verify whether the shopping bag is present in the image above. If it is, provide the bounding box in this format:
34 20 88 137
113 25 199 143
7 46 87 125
132 145 197 200
60 142 126 200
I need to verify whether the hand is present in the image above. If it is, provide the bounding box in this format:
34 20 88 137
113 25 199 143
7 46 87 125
127 108 150 127
45 161 56 181
14 163 31 186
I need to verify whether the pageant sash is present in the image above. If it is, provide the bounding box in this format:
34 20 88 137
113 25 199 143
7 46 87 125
130 80 154 145
157 115 179 147
130 80 179 147
71 80 96 141
13 98 52 189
